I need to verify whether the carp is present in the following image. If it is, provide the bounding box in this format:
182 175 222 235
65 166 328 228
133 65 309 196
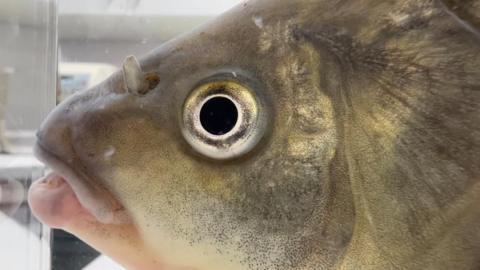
28 0 480 269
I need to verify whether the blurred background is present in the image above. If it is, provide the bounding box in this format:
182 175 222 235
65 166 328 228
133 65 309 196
0 0 242 269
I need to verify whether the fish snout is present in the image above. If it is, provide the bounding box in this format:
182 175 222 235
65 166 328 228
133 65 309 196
33 90 130 225
36 98 76 162
37 76 117 158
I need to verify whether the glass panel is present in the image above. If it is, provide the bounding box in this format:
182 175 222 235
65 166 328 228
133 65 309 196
0 0 57 270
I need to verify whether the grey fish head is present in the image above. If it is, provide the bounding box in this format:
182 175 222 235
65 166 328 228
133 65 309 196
31 0 480 269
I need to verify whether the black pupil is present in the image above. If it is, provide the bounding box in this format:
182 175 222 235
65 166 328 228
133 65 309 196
200 97 238 135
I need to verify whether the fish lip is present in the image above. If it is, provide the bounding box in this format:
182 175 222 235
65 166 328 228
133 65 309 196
33 140 130 224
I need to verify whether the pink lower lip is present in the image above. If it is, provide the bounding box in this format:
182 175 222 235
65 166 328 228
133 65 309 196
32 142 131 225
28 172 96 228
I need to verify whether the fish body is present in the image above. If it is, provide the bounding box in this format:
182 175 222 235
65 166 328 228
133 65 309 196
29 1 480 269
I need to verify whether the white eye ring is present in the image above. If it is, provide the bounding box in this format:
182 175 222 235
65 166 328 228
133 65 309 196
182 80 266 160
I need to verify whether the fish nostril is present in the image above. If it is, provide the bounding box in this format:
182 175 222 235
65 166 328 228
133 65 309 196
122 55 159 95
200 96 238 136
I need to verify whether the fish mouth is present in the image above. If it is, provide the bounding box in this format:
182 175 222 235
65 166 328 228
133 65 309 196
31 141 131 225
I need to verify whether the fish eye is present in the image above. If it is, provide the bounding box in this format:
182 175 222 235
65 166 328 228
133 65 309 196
182 80 265 159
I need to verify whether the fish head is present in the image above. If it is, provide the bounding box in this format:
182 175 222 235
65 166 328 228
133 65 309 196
28 0 480 269
30 1 352 269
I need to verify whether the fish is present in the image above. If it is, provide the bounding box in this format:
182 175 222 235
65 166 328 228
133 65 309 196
28 0 480 269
